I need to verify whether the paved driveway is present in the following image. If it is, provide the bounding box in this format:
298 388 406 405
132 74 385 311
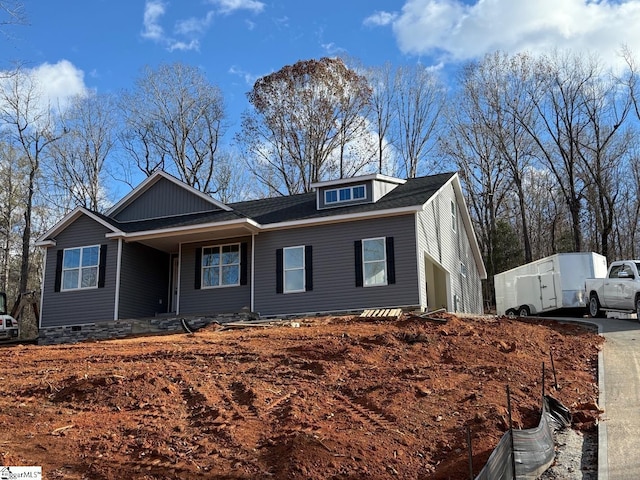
559 316 640 480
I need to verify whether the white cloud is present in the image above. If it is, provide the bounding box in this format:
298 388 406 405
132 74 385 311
175 11 215 36
31 60 88 112
228 65 260 86
141 0 166 41
363 11 398 27
207 0 265 15
388 0 640 69
0 60 88 120
168 40 201 52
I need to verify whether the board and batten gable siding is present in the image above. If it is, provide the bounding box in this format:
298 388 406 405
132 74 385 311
253 215 419 317
179 236 252 314
416 182 484 314
40 215 117 327
118 242 170 319
113 177 221 222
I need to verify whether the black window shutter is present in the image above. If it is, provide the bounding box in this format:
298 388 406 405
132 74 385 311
98 244 108 288
305 245 313 291
354 240 363 287
240 242 248 285
54 250 64 292
276 249 283 294
386 237 396 285
194 248 202 290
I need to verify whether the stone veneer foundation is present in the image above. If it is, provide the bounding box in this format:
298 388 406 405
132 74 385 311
38 312 258 345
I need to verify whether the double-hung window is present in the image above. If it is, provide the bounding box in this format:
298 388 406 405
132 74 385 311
62 245 100 290
363 237 387 286
202 244 240 288
451 200 457 233
284 246 305 293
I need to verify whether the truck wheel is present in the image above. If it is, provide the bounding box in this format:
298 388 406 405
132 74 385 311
635 296 640 322
518 306 530 317
505 309 516 318
589 294 602 318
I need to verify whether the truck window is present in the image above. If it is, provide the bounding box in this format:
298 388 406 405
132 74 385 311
609 265 622 278
621 264 635 278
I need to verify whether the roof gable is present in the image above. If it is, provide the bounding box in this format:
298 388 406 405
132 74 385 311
107 171 231 222
36 207 123 246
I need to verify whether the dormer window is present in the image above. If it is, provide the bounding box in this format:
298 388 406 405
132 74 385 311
325 185 366 205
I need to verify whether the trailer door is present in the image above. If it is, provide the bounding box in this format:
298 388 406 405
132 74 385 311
538 260 557 311
539 273 557 310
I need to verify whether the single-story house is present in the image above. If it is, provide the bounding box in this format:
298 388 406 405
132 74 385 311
36 171 487 343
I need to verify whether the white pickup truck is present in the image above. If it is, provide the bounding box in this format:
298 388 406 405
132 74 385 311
584 260 640 318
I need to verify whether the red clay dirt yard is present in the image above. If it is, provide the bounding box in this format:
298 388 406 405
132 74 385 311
0 313 602 479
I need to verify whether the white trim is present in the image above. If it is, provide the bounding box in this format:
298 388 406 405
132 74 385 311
105 218 260 242
114 238 122 320
283 245 306 293
250 234 255 312
36 207 123 246
177 243 182 314
311 174 406 189
38 250 46 330
414 213 425 310
106 170 232 216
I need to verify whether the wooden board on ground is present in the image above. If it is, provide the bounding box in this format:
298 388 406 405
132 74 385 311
359 308 402 320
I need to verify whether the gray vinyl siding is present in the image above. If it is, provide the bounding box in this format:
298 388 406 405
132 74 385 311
118 242 170 319
114 177 220 221
254 215 419 316
40 215 117 327
179 236 252 314
416 181 484 314
372 180 401 202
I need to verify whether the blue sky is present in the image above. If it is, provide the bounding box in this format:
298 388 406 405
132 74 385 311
9 0 640 134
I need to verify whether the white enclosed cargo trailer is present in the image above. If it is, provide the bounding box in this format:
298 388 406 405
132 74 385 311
494 252 608 316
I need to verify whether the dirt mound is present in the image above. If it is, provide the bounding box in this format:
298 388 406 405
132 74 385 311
0 313 603 479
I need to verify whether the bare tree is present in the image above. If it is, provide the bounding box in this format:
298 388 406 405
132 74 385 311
393 64 446 178
363 62 397 175
0 68 60 293
239 57 372 195
47 92 117 212
119 62 228 195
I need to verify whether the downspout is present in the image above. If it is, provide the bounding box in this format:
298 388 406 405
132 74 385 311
251 233 255 313
38 249 47 329
114 238 122 320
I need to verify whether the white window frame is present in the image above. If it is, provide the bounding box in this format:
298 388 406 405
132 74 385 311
325 184 366 205
362 237 387 287
451 200 457 232
62 245 100 291
201 243 241 289
283 245 305 293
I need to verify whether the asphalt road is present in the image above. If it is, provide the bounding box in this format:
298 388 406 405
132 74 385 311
558 315 640 480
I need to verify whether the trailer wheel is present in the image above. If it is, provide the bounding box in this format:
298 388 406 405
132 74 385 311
589 294 602 318
518 305 530 317
505 309 516 318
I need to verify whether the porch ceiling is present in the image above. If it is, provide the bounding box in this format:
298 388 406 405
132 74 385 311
119 224 257 253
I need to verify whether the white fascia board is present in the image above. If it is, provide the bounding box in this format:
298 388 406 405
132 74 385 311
105 218 261 241
310 174 406 189
35 207 124 246
106 171 232 216
260 205 422 231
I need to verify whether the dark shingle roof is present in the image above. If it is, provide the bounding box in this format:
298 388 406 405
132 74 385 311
91 172 455 234
231 172 455 224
